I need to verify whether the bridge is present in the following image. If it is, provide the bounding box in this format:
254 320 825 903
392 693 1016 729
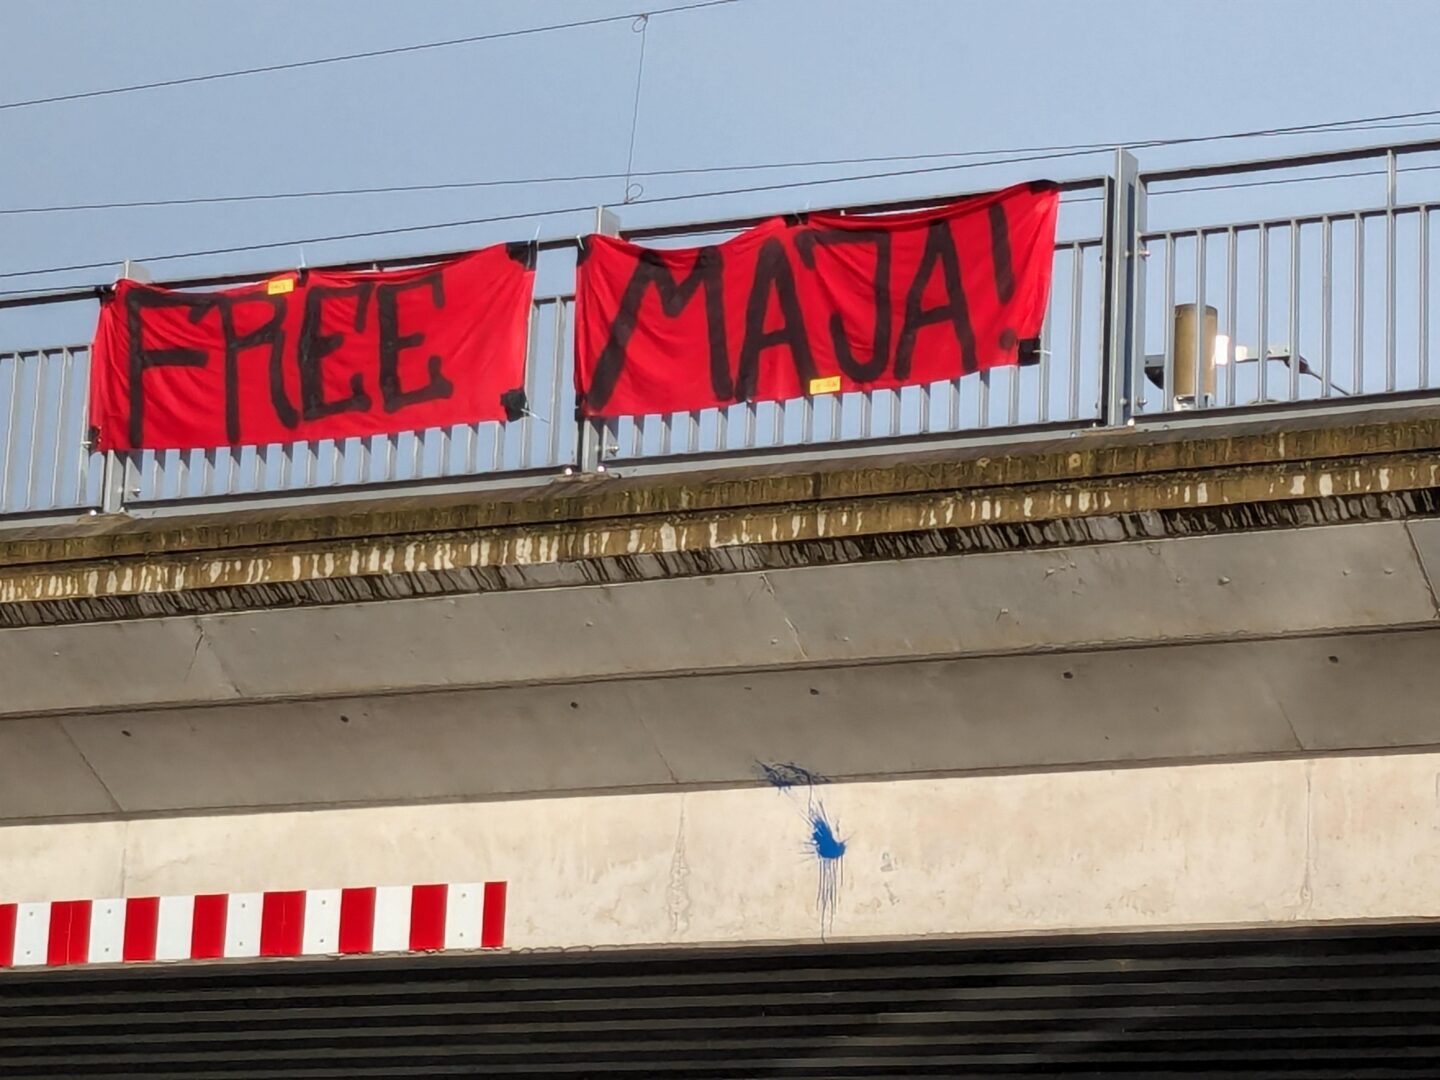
3 142 1440 1077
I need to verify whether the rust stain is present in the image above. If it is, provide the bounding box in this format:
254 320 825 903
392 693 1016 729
2 443 1438 608
2 414 1440 570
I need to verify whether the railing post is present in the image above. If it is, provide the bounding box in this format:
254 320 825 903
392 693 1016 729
575 207 621 474
99 450 127 515
1101 149 1145 427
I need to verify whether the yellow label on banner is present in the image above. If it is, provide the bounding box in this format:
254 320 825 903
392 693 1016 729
266 278 295 295
808 375 842 395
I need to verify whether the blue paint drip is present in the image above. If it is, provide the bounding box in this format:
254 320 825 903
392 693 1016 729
808 802 846 934
757 760 849 937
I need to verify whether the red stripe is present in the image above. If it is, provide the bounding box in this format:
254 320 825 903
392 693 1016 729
338 887 375 955
122 897 160 962
0 903 15 967
260 891 305 957
46 900 91 966
480 882 507 949
191 894 228 959
408 884 447 952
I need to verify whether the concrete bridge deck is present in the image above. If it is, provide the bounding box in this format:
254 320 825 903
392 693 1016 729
0 410 1437 824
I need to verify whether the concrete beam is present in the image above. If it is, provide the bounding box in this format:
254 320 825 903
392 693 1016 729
1 521 1435 719
8 752 1440 951
0 626 1435 821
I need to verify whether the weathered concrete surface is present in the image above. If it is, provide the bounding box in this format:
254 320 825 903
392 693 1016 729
2 417 1440 626
1 520 1436 719
0 626 1434 822
7 753 1440 949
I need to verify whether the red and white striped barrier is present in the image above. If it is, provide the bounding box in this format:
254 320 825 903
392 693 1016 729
0 881 506 969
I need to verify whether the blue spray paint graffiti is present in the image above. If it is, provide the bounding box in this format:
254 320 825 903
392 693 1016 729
808 801 846 928
759 761 847 935
758 761 829 792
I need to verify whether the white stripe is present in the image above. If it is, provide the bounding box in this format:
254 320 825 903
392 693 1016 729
225 893 262 958
87 899 126 964
12 902 49 966
301 889 342 956
371 885 412 953
443 883 485 951
154 896 194 961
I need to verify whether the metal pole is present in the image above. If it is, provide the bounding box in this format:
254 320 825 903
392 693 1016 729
576 207 620 474
1101 149 1143 426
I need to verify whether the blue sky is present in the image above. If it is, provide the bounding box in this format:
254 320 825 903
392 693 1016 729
2 0 1437 346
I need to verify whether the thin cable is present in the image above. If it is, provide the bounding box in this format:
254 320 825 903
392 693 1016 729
6 110 1440 284
622 15 650 204
0 144 1116 282
0 0 742 111
9 110 1440 217
0 203 601 281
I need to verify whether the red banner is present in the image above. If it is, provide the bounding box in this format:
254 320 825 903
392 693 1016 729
575 181 1059 417
90 244 536 452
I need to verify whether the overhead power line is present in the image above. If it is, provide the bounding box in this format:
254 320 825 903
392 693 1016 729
7 109 1440 217
0 0 742 112
2 108 1439 289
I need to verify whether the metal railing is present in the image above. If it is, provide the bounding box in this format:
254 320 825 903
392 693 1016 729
1 140 1438 526
1134 141 1440 415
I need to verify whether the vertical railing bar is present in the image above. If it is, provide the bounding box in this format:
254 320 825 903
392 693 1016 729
355 436 371 487
1038 296 1053 423
436 427 452 479
1321 218 1333 400
829 391 841 443
1068 246 1083 421
1225 228 1238 407
491 416 504 473
947 376 961 432
1194 231 1207 410
1289 222 1302 403
1006 346 1020 426
1258 224 1271 404
117 453 138 514
661 411 673 457
1354 213 1365 397
858 389 872 439
977 369 991 429
773 398 785 447
554 300 572 467
465 422 479 475
1421 206 1432 390
520 300 542 470
631 415 644 459
305 440 319 488
177 446 193 500
1387 149 1398 393
76 350 92 505
888 385 901 437
743 400 757 449
1162 235 1176 411
21 353 45 511
919 381 932 434
801 393 815 444
688 410 700 454
49 349 72 508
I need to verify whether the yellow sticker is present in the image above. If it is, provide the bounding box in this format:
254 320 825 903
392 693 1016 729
266 278 295 295
808 375 842 395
